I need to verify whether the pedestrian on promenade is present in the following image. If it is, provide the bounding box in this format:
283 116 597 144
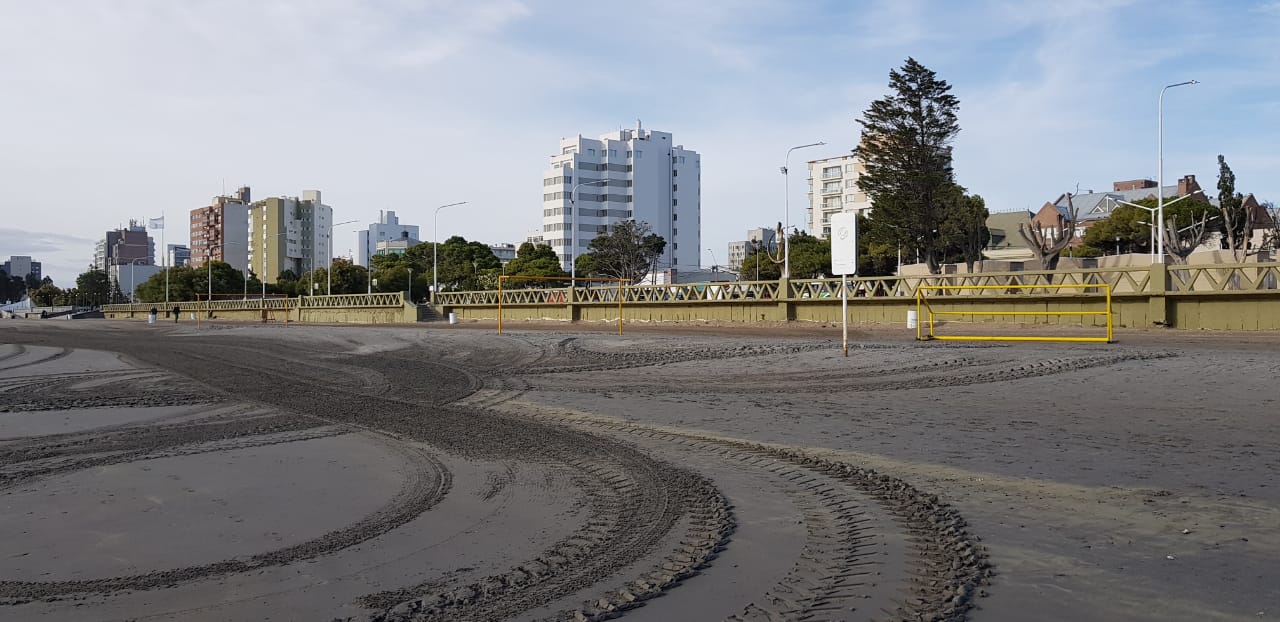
173 305 181 323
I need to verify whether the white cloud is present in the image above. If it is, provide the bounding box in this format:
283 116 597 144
0 0 1274 280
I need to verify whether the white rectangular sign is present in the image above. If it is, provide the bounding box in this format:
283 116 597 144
829 211 858 276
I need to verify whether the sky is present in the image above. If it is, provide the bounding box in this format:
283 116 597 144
1 0 1277 286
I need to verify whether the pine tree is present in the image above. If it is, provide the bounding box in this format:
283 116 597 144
856 58 960 274
1216 154 1251 260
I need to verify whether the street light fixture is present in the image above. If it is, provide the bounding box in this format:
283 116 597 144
126 258 150 302
781 141 825 278
1157 79 1199 263
433 201 468 301
570 179 609 285
1109 195 1199 260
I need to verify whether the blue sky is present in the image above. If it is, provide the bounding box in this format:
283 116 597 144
1 0 1276 285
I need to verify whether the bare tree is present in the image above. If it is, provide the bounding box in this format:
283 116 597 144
1259 202 1280 254
1018 193 1079 271
1162 213 1215 265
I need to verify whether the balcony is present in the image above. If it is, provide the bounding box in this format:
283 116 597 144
821 185 842 194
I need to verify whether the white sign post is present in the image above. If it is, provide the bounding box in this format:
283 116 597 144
829 212 858 357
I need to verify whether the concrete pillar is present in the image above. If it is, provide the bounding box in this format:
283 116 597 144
1148 262 1169 326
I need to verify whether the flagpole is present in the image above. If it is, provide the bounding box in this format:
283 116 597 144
162 211 169 306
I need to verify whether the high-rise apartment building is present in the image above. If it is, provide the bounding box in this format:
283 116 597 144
807 155 870 239
247 190 333 284
355 210 420 267
541 122 700 272
2 256 41 282
93 221 154 270
189 186 251 273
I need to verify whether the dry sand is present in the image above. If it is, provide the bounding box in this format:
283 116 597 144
0 320 1276 621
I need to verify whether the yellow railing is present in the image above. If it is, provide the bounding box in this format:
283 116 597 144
915 283 1113 343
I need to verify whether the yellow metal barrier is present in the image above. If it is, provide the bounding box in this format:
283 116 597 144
915 283 1113 343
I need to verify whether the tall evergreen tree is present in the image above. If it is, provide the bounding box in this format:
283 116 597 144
856 58 960 274
1215 154 1251 259
576 221 666 284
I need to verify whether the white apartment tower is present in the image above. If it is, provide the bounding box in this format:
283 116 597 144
542 122 700 272
807 155 871 239
356 210 420 267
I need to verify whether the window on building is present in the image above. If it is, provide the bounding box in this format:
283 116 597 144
673 184 677 192
845 164 854 173
672 169 678 177
673 199 678 206
636 150 642 158
845 179 856 188
626 150 632 157
673 228 678 236
587 148 595 156
672 213 677 221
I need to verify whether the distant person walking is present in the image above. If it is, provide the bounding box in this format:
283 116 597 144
149 307 157 324
173 305 181 323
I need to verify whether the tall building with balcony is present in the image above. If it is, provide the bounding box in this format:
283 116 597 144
247 190 333 284
355 210 420 267
541 122 700 272
189 186 251 273
807 155 871 239
93 221 155 270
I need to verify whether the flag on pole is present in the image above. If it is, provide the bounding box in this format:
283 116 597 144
148 216 165 229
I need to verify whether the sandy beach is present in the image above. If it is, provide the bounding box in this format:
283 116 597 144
1 319 1275 621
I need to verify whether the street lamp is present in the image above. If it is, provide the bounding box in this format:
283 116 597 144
326 220 358 296
127 258 150 302
433 201 467 301
1157 79 1199 263
570 179 609 285
1109 195 1199 260
780 141 825 278
407 267 413 302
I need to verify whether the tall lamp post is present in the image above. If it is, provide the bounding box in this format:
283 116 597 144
407 267 413 303
570 179 609 285
433 201 467 301
1111 195 1199 261
1157 80 1199 263
781 142 825 278
325 220 358 295
126 258 150 302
